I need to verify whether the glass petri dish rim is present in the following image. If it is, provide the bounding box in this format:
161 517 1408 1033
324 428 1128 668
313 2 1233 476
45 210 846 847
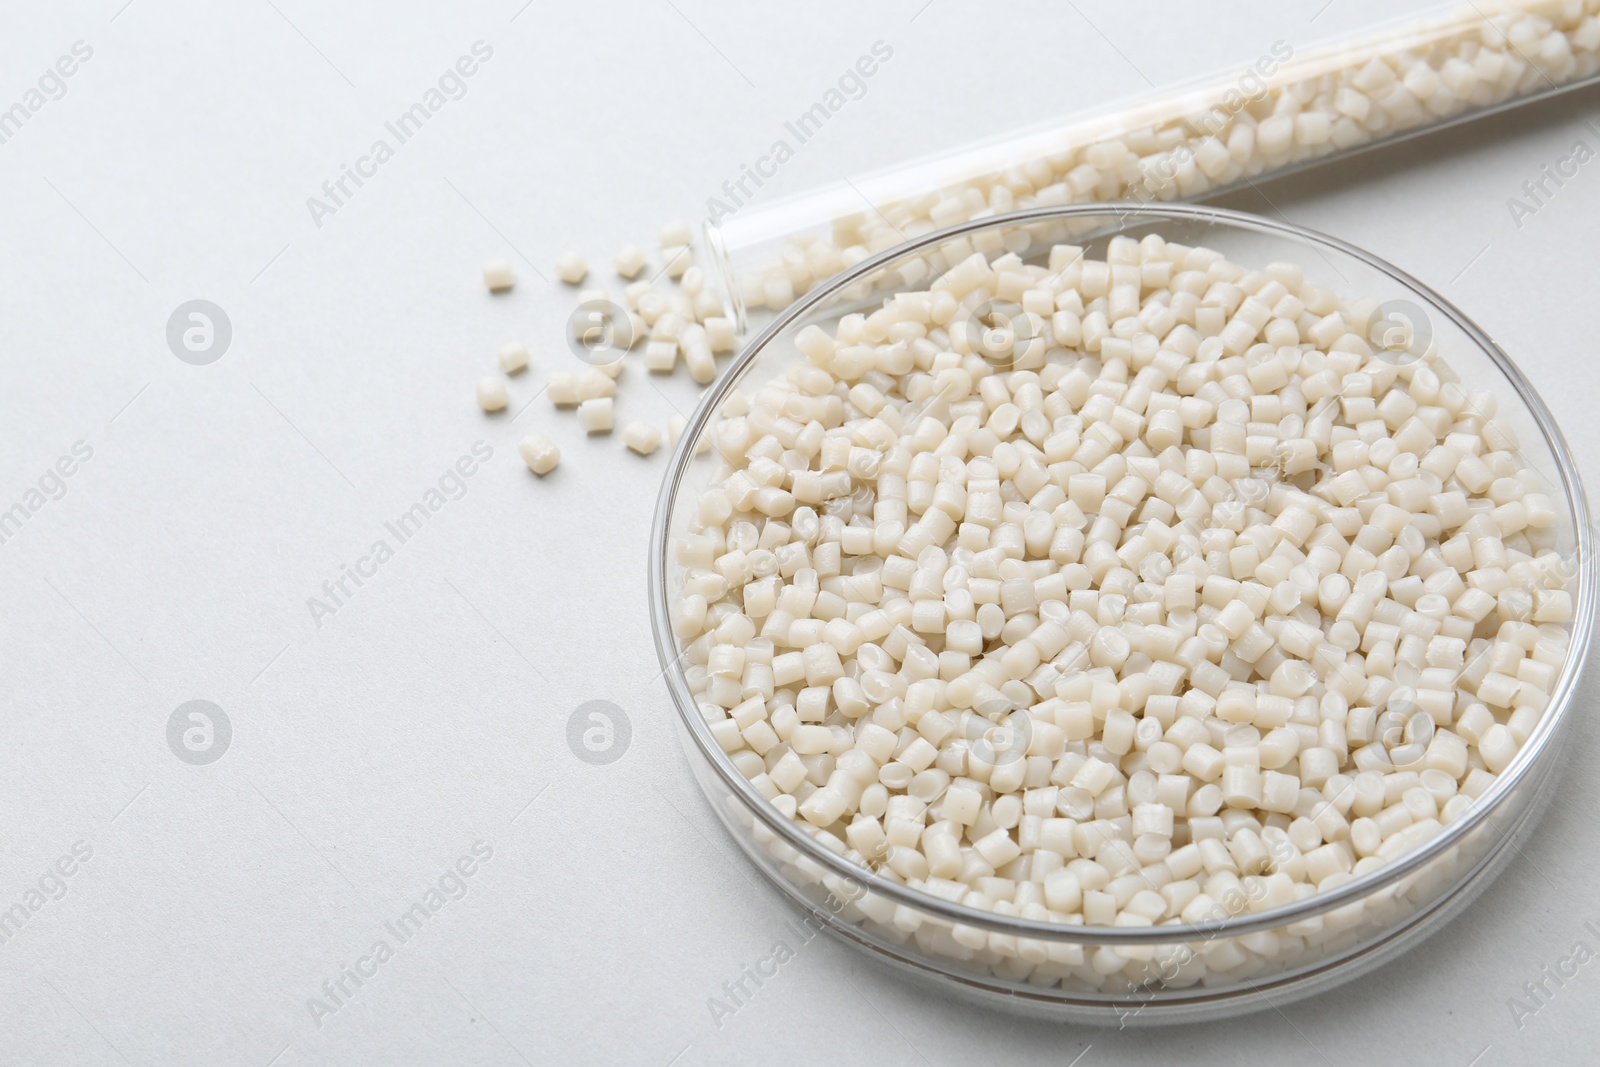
649 201 1595 946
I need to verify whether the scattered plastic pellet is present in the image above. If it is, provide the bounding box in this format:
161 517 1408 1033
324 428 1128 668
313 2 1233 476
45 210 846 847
644 340 679 373
556 252 588 284
475 377 508 412
659 219 694 247
614 244 647 279
577 397 614 434
684 341 715 385
497 342 530 375
662 246 692 279
548 371 580 407
482 260 515 292
705 316 735 354
576 368 617 400
623 420 663 455
518 434 560 475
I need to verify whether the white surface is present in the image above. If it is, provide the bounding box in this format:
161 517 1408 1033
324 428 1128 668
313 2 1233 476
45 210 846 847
3 1 1599 1064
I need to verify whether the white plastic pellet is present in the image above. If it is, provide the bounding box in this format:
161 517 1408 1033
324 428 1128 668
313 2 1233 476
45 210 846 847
623 420 663 455
706 316 737 354
578 397 614 434
644 340 679 373
482 260 515 292
685 342 716 385
517 434 560 475
614 244 647 279
475 377 508 412
497 342 530 375
548 371 580 407
662 246 692 279
660 219 694 247
555 252 588 284
576 368 617 400
693 289 723 322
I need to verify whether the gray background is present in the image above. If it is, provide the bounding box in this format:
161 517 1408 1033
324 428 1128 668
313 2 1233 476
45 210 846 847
2 0 1597 1064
